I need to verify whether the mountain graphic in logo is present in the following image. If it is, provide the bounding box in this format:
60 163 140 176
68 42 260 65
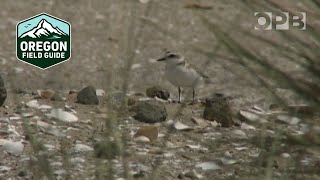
20 19 68 40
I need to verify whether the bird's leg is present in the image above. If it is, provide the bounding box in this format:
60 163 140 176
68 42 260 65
178 87 181 103
188 88 198 105
192 88 195 101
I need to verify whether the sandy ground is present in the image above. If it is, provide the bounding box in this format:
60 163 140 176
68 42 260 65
0 0 319 179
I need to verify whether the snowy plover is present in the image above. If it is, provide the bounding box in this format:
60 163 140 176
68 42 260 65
157 51 211 103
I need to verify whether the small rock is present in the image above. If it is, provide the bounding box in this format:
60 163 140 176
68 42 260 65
50 162 63 167
191 117 209 127
43 144 55 151
186 144 201 150
77 86 99 105
67 91 78 103
181 170 204 179
165 119 175 126
39 104 52 110
219 157 237 165
174 121 193 131
70 157 85 164
241 123 256 130
132 100 167 123
231 129 248 139
133 125 158 142
238 110 268 123
26 100 40 109
22 112 34 118
235 147 248 151
96 89 105 96
37 89 57 100
73 144 93 153
276 115 301 125
53 169 67 176
0 75 7 106
0 166 11 172
238 110 259 121
9 115 22 121
94 141 119 159
195 162 221 171
50 93 64 101
131 63 142 70
128 97 138 106
37 89 63 101
46 109 78 122
17 170 26 177
0 139 24 155
209 121 219 127
203 93 234 127
37 120 65 137
146 86 170 100
281 153 291 158
133 136 151 143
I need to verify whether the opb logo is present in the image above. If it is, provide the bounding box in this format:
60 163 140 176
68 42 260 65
254 12 306 30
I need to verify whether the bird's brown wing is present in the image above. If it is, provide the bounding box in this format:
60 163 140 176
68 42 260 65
184 62 209 79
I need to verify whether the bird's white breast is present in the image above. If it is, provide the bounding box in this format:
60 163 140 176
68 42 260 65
165 64 203 87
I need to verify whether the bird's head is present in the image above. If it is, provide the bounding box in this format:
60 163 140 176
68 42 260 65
157 51 183 65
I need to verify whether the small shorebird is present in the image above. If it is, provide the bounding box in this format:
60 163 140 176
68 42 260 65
157 51 211 103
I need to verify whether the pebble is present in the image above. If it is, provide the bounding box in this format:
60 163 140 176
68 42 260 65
70 157 86 164
26 100 40 109
203 93 234 127
174 121 193 131
77 86 99 105
133 136 151 143
133 125 158 142
0 166 11 172
146 86 170 100
132 100 167 123
241 123 256 130
276 115 301 125
73 144 93 153
195 162 221 171
46 109 78 122
96 89 105 96
0 139 24 155
37 120 65 137
231 129 248 139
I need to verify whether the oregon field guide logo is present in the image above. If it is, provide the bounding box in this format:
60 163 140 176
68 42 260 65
16 13 71 69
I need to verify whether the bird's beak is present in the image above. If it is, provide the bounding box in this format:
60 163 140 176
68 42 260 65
157 56 167 61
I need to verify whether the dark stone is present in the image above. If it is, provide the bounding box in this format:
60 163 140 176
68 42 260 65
146 86 170 100
94 141 120 159
76 86 99 105
203 93 234 127
50 93 64 101
0 75 7 106
133 100 167 123
18 171 26 177
127 96 137 106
